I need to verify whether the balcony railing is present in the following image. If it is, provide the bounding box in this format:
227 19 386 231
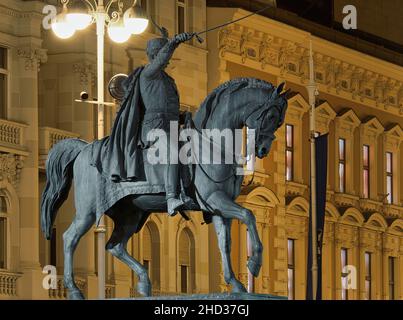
0 119 28 156
39 127 80 169
105 284 115 299
0 270 22 298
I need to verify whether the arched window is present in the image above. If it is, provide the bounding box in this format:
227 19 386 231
0 194 8 269
178 228 195 293
142 222 161 290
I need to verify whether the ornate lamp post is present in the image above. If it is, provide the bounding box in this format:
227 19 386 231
51 0 149 299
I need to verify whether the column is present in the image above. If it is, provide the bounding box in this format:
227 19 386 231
12 46 47 299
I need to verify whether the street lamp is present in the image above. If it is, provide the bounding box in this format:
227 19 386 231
50 0 149 300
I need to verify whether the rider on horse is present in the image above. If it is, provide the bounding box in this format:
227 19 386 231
140 31 195 215
92 29 195 217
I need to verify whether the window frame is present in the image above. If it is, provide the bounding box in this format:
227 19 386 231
0 46 9 119
287 238 295 300
386 152 393 204
340 247 348 300
362 144 370 199
364 252 372 300
338 138 346 193
176 0 188 34
285 124 294 182
388 257 395 300
180 264 189 293
0 195 8 270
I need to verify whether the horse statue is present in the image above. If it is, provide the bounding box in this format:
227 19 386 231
40 77 288 300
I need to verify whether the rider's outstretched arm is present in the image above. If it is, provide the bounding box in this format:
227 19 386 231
143 32 194 78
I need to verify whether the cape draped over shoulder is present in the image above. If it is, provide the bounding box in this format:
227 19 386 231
91 66 146 182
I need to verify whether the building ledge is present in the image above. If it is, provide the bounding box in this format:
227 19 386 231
382 204 403 219
285 181 307 197
334 192 359 207
359 198 383 213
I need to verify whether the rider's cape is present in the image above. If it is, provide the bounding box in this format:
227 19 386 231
91 66 146 182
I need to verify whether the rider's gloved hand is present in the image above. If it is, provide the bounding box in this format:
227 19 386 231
173 32 195 44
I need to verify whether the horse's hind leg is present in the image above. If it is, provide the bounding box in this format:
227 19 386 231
106 210 151 297
63 212 96 300
212 215 247 293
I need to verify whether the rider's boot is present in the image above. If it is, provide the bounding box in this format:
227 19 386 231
167 197 184 216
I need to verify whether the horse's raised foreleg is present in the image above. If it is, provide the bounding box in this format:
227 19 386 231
208 190 262 278
63 213 95 300
212 215 247 293
106 211 151 297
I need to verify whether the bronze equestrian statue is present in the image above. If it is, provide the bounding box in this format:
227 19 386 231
41 30 288 299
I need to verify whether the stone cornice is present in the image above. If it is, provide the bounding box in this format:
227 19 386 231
0 4 42 20
218 10 403 117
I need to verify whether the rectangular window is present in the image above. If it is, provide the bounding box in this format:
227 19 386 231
341 248 348 300
287 239 295 300
0 47 7 119
363 145 370 198
365 252 371 300
388 257 395 300
285 124 294 181
180 265 188 293
386 152 393 204
338 138 346 193
0 217 6 269
177 0 186 34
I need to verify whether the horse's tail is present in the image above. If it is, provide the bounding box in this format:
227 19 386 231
41 138 87 240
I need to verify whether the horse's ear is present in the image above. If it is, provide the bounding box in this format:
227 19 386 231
276 82 285 95
281 88 291 98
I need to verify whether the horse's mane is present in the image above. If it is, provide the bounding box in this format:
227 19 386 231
194 78 276 128
210 77 275 95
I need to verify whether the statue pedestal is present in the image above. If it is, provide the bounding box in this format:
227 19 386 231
128 292 287 300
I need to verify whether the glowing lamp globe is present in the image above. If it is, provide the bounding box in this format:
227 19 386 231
51 13 76 39
123 6 149 35
66 13 92 30
108 20 131 43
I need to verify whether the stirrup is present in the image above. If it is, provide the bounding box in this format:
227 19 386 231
167 197 184 215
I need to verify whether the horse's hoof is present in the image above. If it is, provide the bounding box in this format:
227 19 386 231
68 289 85 300
247 257 261 277
230 280 247 293
137 280 151 297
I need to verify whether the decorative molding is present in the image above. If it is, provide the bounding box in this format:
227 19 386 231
383 124 403 152
335 109 361 138
0 4 43 20
285 181 308 197
382 204 403 219
334 193 359 207
73 62 96 86
359 199 383 213
0 153 24 187
17 47 47 72
217 18 403 116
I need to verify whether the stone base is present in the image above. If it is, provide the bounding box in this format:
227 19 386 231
127 293 287 300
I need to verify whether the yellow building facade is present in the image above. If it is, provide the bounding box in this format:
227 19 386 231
0 0 402 300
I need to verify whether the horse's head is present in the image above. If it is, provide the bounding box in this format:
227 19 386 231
245 82 289 159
